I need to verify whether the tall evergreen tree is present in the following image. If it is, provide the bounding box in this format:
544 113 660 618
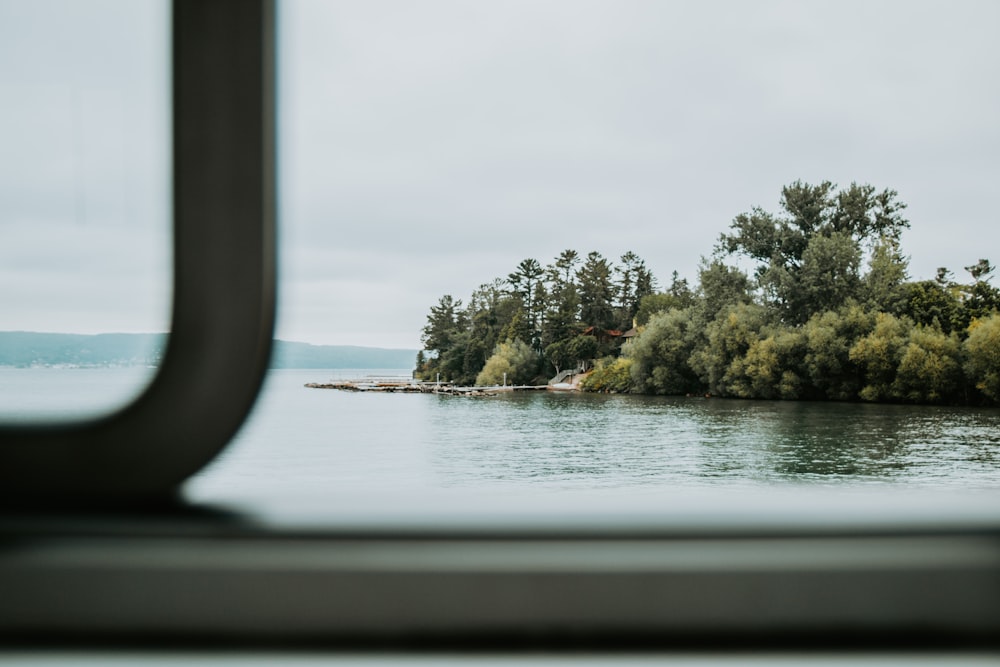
419 294 471 382
507 258 545 350
577 251 616 330
614 251 655 329
541 251 581 350
554 249 580 284
421 294 463 353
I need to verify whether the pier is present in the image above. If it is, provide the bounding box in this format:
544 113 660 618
304 377 549 396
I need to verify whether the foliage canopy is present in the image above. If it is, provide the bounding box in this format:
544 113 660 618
416 182 1000 405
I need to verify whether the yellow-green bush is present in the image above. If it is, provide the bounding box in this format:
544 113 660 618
580 357 633 393
964 315 1000 402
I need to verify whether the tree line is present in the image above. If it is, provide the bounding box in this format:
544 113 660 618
416 250 659 386
417 181 1000 405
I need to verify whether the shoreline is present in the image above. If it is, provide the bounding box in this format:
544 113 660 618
305 379 552 397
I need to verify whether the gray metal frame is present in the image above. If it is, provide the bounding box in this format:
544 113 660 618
0 0 276 504
1 499 999 647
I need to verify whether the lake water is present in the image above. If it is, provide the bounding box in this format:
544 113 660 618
187 370 1000 501
3 368 1000 502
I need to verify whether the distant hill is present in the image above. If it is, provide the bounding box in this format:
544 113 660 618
0 332 166 368
0 332 416 370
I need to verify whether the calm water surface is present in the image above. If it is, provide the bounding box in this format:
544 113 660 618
187 370 1000 500
3 368 999 499
0 367 158 421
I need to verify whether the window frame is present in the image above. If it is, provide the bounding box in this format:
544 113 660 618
0 0 276 506
0 0 998 653
1 497 999 648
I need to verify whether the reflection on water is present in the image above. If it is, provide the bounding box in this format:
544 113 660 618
425 391 1000 489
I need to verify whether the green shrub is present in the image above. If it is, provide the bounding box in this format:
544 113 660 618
580 357 633 393
964 314 1000 402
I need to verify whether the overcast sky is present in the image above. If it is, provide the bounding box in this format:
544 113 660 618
2 1 998 350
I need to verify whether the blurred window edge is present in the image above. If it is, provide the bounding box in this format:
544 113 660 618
0 0 275 504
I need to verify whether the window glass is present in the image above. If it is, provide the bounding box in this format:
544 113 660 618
0 0 170 421
188 0 1000 504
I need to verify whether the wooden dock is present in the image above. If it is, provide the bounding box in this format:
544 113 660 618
304 377 549 397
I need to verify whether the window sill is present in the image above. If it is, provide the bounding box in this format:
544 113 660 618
2 488 998 650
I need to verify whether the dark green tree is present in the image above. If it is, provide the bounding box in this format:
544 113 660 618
635 293 679 326
554 249 580 283
614 251 655 330
567 334 599 371
863 236 909 313
577 251 616 330
801 304 874 400
507 258 545 350
541 250 581 348
544 338 574 375
667 270 696 307
898 280 962 333
421 294 463 353
498 308 531 346
462 279 509 373
688 303 770 395
627 307 702 395
959 259 1000 326
964 259 995 283
717 181 909 323
793 231 862 316
696 259 753 321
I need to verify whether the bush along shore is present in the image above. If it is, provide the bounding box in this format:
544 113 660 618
414 181 1000 406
